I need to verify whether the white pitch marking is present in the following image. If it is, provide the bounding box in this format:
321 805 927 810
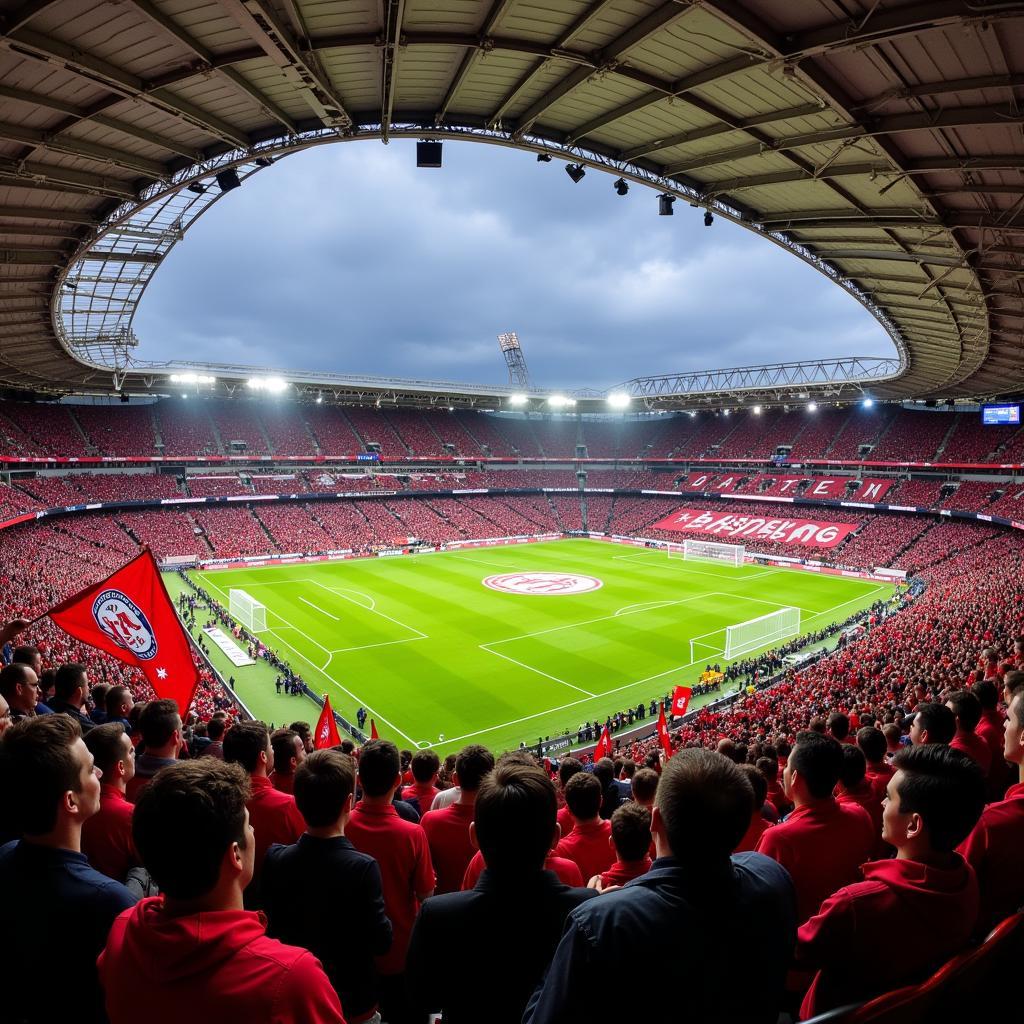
477 646 596 697
309 581 427 639
300 596 340 620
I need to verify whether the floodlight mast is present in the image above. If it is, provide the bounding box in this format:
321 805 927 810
498 331 531 389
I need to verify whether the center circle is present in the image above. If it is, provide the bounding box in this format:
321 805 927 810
482 572 604 596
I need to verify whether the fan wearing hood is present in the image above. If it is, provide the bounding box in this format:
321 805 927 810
795 743 986 1019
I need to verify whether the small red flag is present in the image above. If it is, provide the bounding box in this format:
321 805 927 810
369 719 379 740
656 705 673 761
314 695 342 749
47 548 200 716
671 685 693 718
592 724 612 761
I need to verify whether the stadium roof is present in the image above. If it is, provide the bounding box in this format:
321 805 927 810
0 0 1022 410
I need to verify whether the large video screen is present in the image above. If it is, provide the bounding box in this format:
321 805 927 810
982 404 1021 426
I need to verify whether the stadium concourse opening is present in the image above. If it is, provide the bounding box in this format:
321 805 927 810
2 2 1024 1022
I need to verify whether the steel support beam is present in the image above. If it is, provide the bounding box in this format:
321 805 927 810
380 0 406 142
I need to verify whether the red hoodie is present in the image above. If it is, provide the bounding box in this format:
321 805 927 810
98 897 344 1024
795 856 978 1019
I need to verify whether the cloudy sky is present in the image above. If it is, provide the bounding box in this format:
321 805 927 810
135 140 893 391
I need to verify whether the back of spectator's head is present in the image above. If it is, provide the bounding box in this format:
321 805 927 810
946 690 982 733
564 771 602 821
358 739 401 798
294 749 355 828
133 760 251 901
1004 669 1024 703
827 712 850 742
610 802 652 862
788 731 844 800
270 728 301 775
776 738 791 760
839 744 867 789
971 679 998 711
716 737 737 762
882 723 902 750
619 758 636 779
857 726 887 764
454 744 494 792
473 762 556 874
38 668 56 700
738 763 768 809
84 722 134 780
410 749 440 784
207 717 226 741
90 683 111 709
11 645 41 673
755 756 778 783
808 716 827 735
655 748 753 864
105 685 133 718
54 663 87 703
139 698 182 750
0 715 94 836
910 703 956 746
631 767 659 805
887 745 985 852
223 720 270 774
592 757 615 788
558 756 584 788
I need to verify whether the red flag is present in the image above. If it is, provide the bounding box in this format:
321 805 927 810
314 695 341 749
47 548 199 716
656 706 673 761
671 685 693 718
592 724 612 761
369 719 379 740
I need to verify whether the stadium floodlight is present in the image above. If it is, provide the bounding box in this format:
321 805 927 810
723 409 730 417
614 178 629 196
565 163 586 183
316 392 323 404
508 394 529 406
808 401 818 412
688 411 697 418
607 393 631 409
547 395 576 408
752 405 762 415
658 194 675 216
704 210 714 227
863 397 874 408
169 372 215 385
248 376 288 393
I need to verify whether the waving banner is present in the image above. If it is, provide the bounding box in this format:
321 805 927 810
653 508 859 549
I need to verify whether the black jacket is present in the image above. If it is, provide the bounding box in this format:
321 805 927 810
406 868 597 1024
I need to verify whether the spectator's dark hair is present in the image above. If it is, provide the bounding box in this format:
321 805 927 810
11 645 40 668
891 745 985 852
84 722 130 777
1004 670 1024 698
139 698 181 749
223 720 269 773
105 685 132 716
914 703 956 745
54 663 87 701
755 756 778 782
776 738 792 760
619 758 636 779
454 744 494 792
564 771 602 820
133 760 250 899
610 802 652 862
859 711 877 728
400 749 412 770
0 715 84 835
207 717 226 741
947 690 982 732
738 763 768 808
474 762 556 873
358 740 401 797
839 744 867 789
289 721 312 749
808 716 827 734
971 679 998 711
90 683 111 708
294 749 355 828
340 739 355 755
791 731 844 799
656 748 753 863
592 757 615 788
558 756 584 787
410 749 440 783
38 668 55 697
826 712 850 741
631 767 659 804
857 726 887 764
270 728 300 774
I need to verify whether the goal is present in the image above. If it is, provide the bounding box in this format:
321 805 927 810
668 539 745 567
229 589 267 632
690 606 801 663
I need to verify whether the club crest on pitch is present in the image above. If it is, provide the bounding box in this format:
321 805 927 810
482 572 603 596
91 589 159 660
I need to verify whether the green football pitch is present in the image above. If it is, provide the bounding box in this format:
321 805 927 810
178 539 894 755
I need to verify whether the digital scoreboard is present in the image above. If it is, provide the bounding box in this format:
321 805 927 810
981 404 1021 426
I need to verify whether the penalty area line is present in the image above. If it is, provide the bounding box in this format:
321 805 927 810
299 596 340 620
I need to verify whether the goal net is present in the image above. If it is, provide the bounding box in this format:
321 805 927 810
690 606 801 663
669 539 745 567
229 589 267 632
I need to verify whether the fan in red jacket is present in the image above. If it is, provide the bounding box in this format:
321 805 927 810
734 764 772 853
947 691 992 778
98 758 344 1024
82 723 141 882
553 773 614 882
594 802 652 889
795 744 985 1019
857 726 895 803
957 689 1024 931
756 732 876 925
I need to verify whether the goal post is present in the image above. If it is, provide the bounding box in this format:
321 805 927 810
229 589 267 632
689 606 801 664
669 539 745 567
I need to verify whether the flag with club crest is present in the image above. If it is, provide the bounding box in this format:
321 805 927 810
314 695 342 749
